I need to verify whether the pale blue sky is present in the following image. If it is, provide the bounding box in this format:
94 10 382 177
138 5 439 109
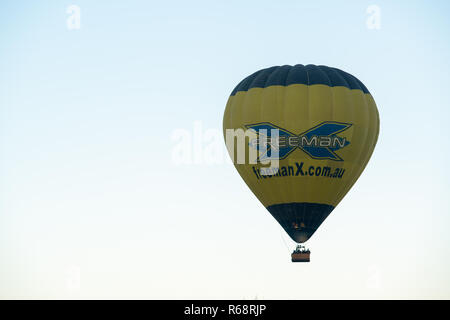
1 0 450 299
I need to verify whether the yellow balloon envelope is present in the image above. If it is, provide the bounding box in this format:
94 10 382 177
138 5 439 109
223 65 379 244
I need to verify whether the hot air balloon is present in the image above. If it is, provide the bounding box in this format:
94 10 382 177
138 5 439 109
223 65 379 262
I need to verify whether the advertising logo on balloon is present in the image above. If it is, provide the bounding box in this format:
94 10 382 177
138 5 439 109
245 121 352 162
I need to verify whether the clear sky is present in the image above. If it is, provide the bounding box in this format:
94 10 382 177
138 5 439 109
1 0 450 299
